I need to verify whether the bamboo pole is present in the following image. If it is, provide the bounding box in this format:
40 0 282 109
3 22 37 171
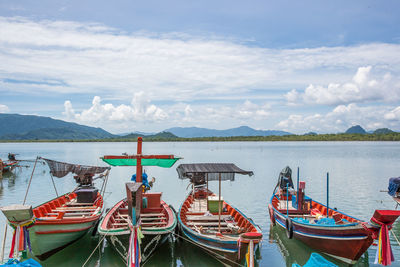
206 173 209 211
49 173 59 197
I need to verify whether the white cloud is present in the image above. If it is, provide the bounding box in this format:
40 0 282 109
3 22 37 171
64 93 167 126
0 104 9 113
277 103 400 133
286 66 400 106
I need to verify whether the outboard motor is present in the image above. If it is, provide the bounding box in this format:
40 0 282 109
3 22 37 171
277 166 294 190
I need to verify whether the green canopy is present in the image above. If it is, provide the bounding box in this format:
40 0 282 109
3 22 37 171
102 158 180 168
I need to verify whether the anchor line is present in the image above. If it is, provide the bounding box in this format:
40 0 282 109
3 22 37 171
171 232 245 267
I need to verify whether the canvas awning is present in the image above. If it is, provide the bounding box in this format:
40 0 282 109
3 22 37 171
102 156 180 168
41 157 110 178
176 163 253 182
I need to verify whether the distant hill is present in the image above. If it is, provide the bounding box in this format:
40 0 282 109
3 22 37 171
373 128 395 134
120 131 177 139
345 125 366 134
0 113 114 140
165 126 292 138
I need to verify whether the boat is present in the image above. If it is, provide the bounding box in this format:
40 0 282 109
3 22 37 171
387 177 400 208
176 163 263 266
98 137 180 266
1 160 18 174
0 158 110 261
268 166 400 265
292 253 337 267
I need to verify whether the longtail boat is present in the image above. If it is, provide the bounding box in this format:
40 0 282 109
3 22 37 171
1 160 18 174
0 157 110 261
176 163 263 266
98 137 180 266
268 166 400 265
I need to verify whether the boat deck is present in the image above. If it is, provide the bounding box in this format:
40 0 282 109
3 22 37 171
33 193 102 220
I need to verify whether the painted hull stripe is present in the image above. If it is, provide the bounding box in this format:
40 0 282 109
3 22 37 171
35 225 92 235
275 219 368 240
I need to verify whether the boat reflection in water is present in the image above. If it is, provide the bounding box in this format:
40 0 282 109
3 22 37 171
269 225 370 267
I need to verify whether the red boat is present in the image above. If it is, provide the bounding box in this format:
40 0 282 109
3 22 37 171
268 166 400 265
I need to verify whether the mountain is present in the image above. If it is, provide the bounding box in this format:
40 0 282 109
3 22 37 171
345 125 366 134
374 128 395 134
165 126 292 138
0 113 114 140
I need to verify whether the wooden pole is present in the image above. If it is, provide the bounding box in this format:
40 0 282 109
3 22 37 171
206 173 209 211
136 137 143 183
49 173 59 197
23 156 38 205
249 240 254 267
218 173 221 233
1 224 7 263
326 172 329 217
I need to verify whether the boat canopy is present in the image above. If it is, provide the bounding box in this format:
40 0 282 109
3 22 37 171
102 156 180 168
41 157 110 178
176 163 253 182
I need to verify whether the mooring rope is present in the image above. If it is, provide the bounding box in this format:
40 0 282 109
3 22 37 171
81 230 110 267
171 231 245 267
390 229 400 247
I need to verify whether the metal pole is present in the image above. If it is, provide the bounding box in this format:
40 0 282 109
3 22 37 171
297 167 299 209
218 173 221 233
23 156 39 205
326 172 329 217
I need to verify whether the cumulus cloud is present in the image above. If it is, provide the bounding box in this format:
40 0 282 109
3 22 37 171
285 66 400 106
0 104 9 113
277 103 400 133
64 93 167 125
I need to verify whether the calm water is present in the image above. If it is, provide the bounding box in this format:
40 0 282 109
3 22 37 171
1 141 400 267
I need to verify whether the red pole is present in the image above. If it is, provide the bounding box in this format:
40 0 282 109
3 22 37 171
136 137 143 182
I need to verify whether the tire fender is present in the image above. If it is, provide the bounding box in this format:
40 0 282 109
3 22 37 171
285 217 293 239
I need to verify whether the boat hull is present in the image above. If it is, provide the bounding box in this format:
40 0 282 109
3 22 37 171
271 202 373 264
178 191 262 266
29 220 97 260
106 230 171 263
98 197 177 264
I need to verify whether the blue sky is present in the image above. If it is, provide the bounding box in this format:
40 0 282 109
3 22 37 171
0 0 400 134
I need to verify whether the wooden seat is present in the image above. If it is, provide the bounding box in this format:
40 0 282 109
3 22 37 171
186 215 231 221
141 217 166 221
187 222 228 226
140 213 164 217
141 222 166 226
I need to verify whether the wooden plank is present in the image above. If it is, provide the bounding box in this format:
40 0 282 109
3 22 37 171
186 215 231 221
141 217 166 221
140 213 164 217
66 203 95 206
141 222 166 226
46 212 92 216
187 222 228 226
112 223 128 226
54 208 96 212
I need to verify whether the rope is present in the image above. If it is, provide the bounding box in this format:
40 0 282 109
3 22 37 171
81 229 110 267
390 229 400 247
171 231 245 267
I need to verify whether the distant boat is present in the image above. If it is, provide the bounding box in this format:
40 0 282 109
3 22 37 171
0 157 110 260
176 163 262 266
1 153 20 174
98 137 180 266
269 166 400 265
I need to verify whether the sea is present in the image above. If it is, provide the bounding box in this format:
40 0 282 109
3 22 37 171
0 141 399 267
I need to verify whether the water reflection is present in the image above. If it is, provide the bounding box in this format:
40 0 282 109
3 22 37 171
269 225 369 267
